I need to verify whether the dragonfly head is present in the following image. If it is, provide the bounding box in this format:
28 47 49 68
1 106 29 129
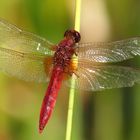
64 29 81 43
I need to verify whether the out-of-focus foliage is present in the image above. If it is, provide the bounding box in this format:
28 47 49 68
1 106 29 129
0 0 140 140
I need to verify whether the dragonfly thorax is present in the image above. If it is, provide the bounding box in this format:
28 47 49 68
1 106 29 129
53 38 76 69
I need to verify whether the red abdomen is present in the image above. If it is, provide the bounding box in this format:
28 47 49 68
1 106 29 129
39 66 64 133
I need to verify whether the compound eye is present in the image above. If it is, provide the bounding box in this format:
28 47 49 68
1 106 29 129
74 31 81 43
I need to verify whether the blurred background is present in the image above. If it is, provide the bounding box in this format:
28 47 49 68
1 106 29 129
0 0 140 140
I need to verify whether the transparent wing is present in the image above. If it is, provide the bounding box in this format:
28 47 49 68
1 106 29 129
0 48 50 82
0 18 54 82
69 61 140 91
77 37 140 63
0 18 54 55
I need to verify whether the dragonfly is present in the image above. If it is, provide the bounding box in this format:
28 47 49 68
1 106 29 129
1 18 140 133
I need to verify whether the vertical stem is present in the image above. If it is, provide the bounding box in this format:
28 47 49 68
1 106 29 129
65 0 81 140
74 0 81 31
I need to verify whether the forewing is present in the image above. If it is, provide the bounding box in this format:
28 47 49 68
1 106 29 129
0 18 54 55
77 37 140 63
0 18 54 82
68 61 140 91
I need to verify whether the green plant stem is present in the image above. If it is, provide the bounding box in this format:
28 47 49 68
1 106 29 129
65 0 81 140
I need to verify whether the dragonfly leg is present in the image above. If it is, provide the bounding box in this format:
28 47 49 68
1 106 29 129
64 67 79 77
74 52 78 56
74 45 79 55
72 71 79 77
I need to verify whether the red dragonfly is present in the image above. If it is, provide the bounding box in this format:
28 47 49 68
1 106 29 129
0 19 140 133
